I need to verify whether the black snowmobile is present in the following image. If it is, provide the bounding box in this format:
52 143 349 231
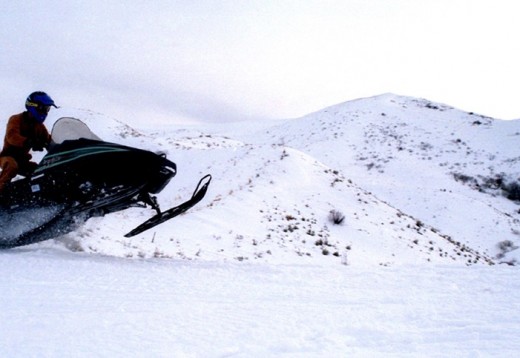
0 117 211 249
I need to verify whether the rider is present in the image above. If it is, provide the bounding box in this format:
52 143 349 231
0 91 57 194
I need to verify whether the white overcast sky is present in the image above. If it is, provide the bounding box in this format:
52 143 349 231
1 0 519 125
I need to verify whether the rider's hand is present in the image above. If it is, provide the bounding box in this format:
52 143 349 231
24 138 34 149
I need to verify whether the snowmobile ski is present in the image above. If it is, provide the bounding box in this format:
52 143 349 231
124 174 212 237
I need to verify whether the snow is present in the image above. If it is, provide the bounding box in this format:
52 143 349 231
1 93 520 356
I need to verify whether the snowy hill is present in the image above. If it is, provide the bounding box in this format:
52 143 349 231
19 93 520 266
3 94 520 357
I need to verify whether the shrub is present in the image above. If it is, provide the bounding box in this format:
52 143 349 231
453 173 475 184
328 210 345 225
498 240 517 252
496 240 519 262
504 181 520 201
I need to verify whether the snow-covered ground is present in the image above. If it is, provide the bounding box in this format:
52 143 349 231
2 249 520 357
1 94 520 356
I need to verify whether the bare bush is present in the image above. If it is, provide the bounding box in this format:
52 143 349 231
328 210 345 225
498 240 518 253
503 181 520 201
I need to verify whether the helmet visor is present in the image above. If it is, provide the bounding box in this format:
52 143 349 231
36 105 51 115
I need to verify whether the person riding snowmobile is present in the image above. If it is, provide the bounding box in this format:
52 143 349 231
0 91 57 194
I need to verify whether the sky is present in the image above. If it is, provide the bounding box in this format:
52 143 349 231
1 0 519 125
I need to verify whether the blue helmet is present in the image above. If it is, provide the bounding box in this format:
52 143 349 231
25 91 57 123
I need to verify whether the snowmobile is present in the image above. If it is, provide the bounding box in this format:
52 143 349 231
0 117 211 249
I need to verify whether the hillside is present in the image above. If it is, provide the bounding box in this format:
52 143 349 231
20 94 520 266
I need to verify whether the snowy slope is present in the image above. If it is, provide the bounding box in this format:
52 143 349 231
242 93 520 265
18 94 517 266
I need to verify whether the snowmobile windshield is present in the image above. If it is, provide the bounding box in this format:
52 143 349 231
50 117 102 145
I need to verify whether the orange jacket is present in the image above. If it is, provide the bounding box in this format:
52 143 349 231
0 112 50 164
